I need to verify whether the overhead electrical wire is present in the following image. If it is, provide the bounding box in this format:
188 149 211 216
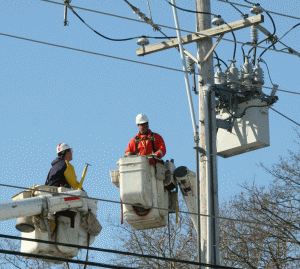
270 108 300 127
259 22 300 58
223 0 245 17
260 58 274 86
67 4 174 41
0 32 298 95
216 0 300 21
164 0 219 16
0 249 133 269
40 0 296 57
0 234 239 269
0 182 298 230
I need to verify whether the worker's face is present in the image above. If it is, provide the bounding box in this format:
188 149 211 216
65 149 73 161
138 122 149 134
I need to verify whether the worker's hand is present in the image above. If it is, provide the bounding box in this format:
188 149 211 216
124 152 134 157
148 153 158 159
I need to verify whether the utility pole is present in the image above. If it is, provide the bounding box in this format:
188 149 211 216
196 0 220 267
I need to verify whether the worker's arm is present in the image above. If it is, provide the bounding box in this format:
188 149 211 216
64 161 82 190
124 137 136 155
154 134 166 159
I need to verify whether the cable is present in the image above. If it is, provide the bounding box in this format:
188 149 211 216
217 0 300 21
0 249 133 269
68 5 136 41
68 5 174 41
224 0 245 17
213 50 229 69
0 32 188 74
0 235 240 269
243 0 254 4
164 0 218 16
270 108 300 127
40 0 296 57
0 31 299 95
259 23 300 58
260 59 274 86
224 21 237 60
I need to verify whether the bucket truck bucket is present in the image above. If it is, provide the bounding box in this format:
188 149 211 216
110 156 177 230
9 185 101 263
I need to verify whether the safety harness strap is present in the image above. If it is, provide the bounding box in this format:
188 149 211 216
135 132 156 155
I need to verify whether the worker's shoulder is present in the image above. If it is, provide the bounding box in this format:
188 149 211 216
152 132 164 139
51 157 67 171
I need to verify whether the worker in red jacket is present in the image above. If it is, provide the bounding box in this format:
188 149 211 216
125 114 166 166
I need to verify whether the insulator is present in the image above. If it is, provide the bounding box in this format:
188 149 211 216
137 37 150 46
212 15 225 26
227 61 239 90
250 4 263 14
214 67 227 85
253 62 264 92
133 7 140 14
251 25 259 43
186 57 196 73
271 84 278 96
137 11 146 20
240 56 253 91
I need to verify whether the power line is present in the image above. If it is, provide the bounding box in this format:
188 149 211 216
0 249 133 269
0 32 186 74
164 0 218 16
40 0 296 57
0 234 240 268
270 107 300 127
0 182 297 230
1 31 298 96
216 0 300 21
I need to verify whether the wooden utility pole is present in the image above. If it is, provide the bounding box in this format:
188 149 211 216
196 0 220 267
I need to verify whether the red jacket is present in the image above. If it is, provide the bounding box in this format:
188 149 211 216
125 130 166 165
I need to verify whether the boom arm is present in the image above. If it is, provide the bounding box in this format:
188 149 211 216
0 190 86 222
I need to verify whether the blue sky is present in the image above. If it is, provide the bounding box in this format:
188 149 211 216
0 0 300 266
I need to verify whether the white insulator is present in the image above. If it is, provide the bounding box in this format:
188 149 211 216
253 62 264 92
227 61 239 90
137 37 149 46
240 56 253 91
251 25 259 43
214 67 227 85
250 4 263 14
212 16 225 26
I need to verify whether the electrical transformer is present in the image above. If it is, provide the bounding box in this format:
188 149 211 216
217 98 270 158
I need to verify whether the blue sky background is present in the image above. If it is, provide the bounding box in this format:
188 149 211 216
0 0 299 266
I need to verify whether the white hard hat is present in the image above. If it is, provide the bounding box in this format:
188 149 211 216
136 114 149 124
57 143 72 154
